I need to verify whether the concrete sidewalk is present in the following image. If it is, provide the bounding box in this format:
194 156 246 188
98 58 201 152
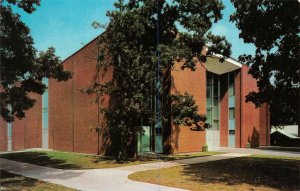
0 153 250 191
215 147 300 157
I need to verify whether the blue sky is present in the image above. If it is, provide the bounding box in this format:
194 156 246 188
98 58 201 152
14 0 255 60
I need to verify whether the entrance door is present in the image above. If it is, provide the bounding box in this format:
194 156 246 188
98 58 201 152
138 126 151 152
206 72 220 150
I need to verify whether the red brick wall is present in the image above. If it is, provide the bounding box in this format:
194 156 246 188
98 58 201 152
0 93 43 151
220 73 228 147
12 93 42 151
73 41 113 154
49 37 113 154
11 118 25 150
50 56 75 152
26 93 42 149
240 65 270 147
0 118 7 151
47 39 270 154
259 103 270 146
170 60 206 153
49 77 54 149
73 42 98 154
235 69 242 147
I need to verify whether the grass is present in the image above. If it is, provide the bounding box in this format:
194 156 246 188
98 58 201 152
129 155 300 191
248 154 300 161
0 150 220 169
0 170 76 191
158 151 223 160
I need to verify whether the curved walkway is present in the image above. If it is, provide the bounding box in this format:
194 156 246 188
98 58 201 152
0 153 250 191
215 147 300 157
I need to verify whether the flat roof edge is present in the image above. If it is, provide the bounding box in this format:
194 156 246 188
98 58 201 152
61 31 105 63
213 54 243 68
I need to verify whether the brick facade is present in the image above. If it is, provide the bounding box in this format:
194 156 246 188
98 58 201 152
220 73 229 147
0 36 270 153
49 38 113 154
238 65 270 147
0 119 7 151
0 93 42 151
235 68 242 148
170 60 206 153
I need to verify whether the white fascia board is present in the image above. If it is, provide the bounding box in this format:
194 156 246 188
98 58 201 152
271 130 300 139
213 54 243 68
205 54 242 75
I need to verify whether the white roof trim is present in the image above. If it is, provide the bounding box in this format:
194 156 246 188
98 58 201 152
213 54 243 68
205 54 242 75
271 129 300 139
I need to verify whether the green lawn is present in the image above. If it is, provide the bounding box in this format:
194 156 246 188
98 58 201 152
129 155 300 191
0 150 221 169
0 170 76 191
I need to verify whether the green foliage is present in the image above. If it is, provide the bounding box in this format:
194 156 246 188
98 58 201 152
230 0 300 126
0 0 72 122
170 92 208 130
84 0 231 160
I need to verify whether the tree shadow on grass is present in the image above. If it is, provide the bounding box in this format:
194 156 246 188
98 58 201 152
0 170 40 189
0 170 76 190
90 154 159 165
181 157 300 191
90 155 118 164
0 152 81 169
159 154 213 161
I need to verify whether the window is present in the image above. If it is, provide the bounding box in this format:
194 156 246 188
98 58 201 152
207 73 213 85
206 108 212 126
42 78 49 130
7 104 12 139
206 72 220 130
206 87 212 106
229 108 235 119
155 127 162 135
228 72 235 96
7 123 12 139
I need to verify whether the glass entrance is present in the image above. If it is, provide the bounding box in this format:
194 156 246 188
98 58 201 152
206 72 220 149
138 126 151 152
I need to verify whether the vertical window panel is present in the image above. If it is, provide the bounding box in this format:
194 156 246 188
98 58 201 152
7 123 12 138
206 108 212 126
228 72 235 96
213 120 219 130
229 108 235 119
206 87 212 106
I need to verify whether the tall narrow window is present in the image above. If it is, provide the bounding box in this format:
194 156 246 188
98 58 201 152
228 72 236 147
7 104 12 151
7 122 12 139
229 108 235 119
206 72 219 130
42 78 49 149
228 72 235 96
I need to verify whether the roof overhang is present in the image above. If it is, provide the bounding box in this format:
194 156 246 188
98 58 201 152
271 130 300 139
205 54 242 75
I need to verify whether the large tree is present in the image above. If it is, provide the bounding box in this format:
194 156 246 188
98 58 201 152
83 0 231 160
230 0 300 127
0 0 72 122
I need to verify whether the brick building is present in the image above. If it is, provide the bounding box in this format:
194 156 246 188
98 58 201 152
0 35 270 154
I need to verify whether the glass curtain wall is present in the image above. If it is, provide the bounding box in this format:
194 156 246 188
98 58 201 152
42 78 49 149
228 72 236 147
206 72 220 148
206 73 220 131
